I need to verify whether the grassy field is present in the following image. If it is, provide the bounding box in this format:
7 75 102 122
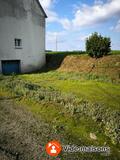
46 50 120 54
0 53 120 159
110 50 120 55
21 71 120 109
46 50 120 55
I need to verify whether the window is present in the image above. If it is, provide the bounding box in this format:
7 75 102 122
15 39 22 49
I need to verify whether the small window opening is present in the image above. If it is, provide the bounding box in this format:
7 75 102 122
15 39 22 49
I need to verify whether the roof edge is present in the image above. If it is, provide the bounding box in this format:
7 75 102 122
36 0 47 18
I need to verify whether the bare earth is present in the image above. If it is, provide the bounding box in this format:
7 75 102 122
0 99 56 160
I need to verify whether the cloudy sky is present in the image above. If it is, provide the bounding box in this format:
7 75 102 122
39 0 120 51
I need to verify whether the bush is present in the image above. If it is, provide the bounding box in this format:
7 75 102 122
86 32 111 58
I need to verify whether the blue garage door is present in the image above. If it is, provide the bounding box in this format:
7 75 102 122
2 60 20 74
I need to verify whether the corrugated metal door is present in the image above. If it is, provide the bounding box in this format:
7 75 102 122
2 60 20 74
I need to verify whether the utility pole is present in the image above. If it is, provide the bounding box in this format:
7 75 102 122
55 33 58 51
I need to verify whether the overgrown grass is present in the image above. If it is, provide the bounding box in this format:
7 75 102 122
21 71 120 109
0 72 120 159
0 92 117 159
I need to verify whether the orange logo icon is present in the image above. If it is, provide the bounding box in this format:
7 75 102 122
46 140 62 157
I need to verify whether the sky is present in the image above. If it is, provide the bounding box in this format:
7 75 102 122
39 0 120 51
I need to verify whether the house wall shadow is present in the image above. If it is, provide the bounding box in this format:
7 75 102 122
43 51 85 72
46 53 67 71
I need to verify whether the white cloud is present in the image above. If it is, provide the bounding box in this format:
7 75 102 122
39 0 59 23
94 0 104 5
40 0 52 9
46 10 58 22
46 31 67 51
46 31 67 42
80 34 92 41
59 18 72 30
111 19 120 32
40 0 120 30
39 0 120 50
39 0 71 29
72 0 120 28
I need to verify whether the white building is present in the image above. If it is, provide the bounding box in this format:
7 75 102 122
0 0 47 74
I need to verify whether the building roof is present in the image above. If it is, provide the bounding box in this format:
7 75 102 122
36 0 47 18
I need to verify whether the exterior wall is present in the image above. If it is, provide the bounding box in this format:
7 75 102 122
0 0 46 73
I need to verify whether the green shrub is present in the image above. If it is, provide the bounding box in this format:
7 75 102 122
86 32 111 58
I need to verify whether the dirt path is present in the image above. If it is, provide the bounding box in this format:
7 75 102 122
0 99 84 160
0 99 57 160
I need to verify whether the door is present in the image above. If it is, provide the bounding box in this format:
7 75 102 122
2 60 20 74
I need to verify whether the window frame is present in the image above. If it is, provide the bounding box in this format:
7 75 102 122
15 38 22 49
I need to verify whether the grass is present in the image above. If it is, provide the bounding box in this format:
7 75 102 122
21 71 120 109
1 94 118 159
46 51 86 55
52 80 120 109
0 55 120 159
21 99 102 144
110 50 120 55
46 53 120 83
46 50 120 55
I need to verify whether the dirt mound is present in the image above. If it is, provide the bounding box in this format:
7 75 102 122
59 55 95 72
58 55 120 80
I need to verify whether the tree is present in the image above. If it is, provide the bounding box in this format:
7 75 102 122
86 32 111 58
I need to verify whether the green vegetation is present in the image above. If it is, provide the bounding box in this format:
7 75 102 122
21 71 120 109
0 93 116 160
0 71 120 159
86 32 111 58
50 54 120 83
0 53 120 159
46 51 86 55
46 50 120 56
110 50 120 55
